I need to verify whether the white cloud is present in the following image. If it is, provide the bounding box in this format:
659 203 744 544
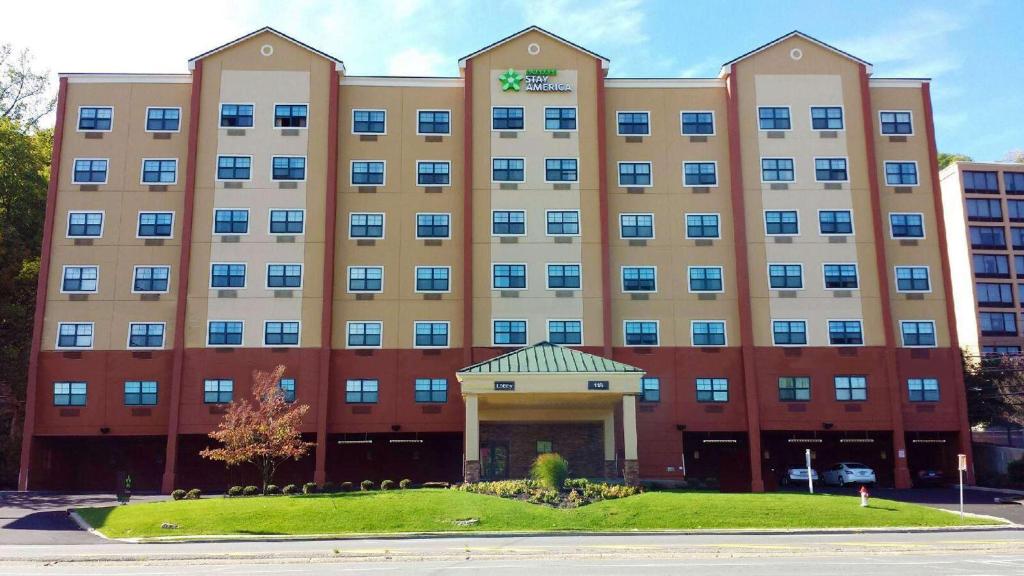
519 0 648 48
837 8 964 78
678 56 721 78
387 48 450 76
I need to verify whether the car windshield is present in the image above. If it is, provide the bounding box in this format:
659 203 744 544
845 463 870 470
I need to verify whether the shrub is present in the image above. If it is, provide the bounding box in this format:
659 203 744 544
399 478 412 489
185 488 202 500
380 479 395 490
242 485 259 496
227 486 243 497
171 489 186 501
1008 458 1024 483
265 484 281 495
340 482 353 492
360 479 375 491
321 481 338 494
302 482 318 494
282 484 298 495
530 453 569 490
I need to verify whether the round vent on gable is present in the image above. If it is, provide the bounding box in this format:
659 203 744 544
789 48 803 61
527 42 541 56
260 44 274 57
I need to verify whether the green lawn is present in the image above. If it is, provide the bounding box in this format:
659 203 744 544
76 490 999 539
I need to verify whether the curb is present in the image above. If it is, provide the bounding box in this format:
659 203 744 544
68 510 114 541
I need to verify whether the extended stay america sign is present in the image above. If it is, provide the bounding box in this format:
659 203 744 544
499 68 573 92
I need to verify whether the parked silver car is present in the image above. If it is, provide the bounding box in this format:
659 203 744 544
780 466 819 486
822 462 877 486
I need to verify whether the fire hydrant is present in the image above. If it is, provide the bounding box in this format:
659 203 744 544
859 485 869 507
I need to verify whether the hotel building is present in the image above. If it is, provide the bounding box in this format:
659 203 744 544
19 26 972 492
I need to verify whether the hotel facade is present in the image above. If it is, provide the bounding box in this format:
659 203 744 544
19 27 972 493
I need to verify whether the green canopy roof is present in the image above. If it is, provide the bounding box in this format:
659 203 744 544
458 342 643 374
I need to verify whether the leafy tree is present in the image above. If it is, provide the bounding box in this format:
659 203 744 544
963 350 1024 428
1002 149 1024 164
0 45 55 129
200 366 315 493
938 152 973 170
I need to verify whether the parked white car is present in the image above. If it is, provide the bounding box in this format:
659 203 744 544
780 466 818 486
822 462 877 486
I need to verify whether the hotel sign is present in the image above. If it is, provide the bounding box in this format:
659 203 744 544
499 68 573 93
494 381 516 391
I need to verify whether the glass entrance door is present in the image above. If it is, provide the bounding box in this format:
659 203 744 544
481 441 510 480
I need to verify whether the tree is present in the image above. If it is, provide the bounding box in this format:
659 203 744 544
200 366 314 492
938 152 973 170
1002 149 1024 164
0 44 55 129
963 350 1024 428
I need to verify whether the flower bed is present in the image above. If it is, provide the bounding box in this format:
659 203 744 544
454 478 642 508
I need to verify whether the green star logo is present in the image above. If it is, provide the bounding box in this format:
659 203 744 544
499 68 522 92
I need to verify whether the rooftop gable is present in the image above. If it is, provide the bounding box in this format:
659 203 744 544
720 30 872 76
458 342 642 374
458 25 610 69
188 26 345 72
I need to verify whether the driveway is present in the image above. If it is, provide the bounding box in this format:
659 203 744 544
0 492 163 545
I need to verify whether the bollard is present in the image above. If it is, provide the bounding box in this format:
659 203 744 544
859 485 869 507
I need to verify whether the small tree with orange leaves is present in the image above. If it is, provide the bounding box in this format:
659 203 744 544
200 365 315 493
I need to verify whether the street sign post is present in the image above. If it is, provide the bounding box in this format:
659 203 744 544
805 448 814 494
958 453 967 521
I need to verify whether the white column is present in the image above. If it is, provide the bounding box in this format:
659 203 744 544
464 394 479 461
622 395 638 460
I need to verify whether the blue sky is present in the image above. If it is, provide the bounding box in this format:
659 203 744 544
6 0 1020 159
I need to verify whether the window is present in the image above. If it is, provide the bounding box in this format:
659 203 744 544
641 377 660 402
885 162 918 186
274 104 307 128
681 111 714 135
778 377 810 401
1007 200 1024 221
56 323 93 349
417 161 450 185
418 110 450 134
204 379 233 404
141 159 177 184
415 378 447 403
416 213 450 238
548 320 582 345
267 264 302 289
207 321 243 346
220 104 253 127
772 320 807 346
686 214 719 238
977 282 1013 306
618 162 651 186
264 321 300 346
349 213 384 238
348 267 383 292
967 198 1003 221
545 107 576 130
880 111 912 135
78 106 112 131
279 378 296 403
492 158 525 182
492 211 525 235
493 320 527 345
622 266 656 292
692 321 726 346
617 111 649 135
414 322 449 348
73 159 108 183
347 322 382 348
908 378 939 402
980 312 1017 336
272 156 306 181
696 378 728 403
834 376 866 401
546 210 579 235
624 321 658 346
547 264 581 289
810 106 843 130
973 255 1009 278
963 171 998 193
970 226 1006 249
214 209 248 234
492 107 524 130
128 322 164 348
761 158 794 182
1017 256 1024 278
890 213 924 238
620 214 654 238
54 382 87 406
415 267 449 292
68 212 103 237
138 212 173 237
351 161 385 185
823 264 858 289
895 266 930 292
492 264 526 289
346 379 379 403
828 320 864 346
758 106 790 130
815 158 848 182
211 263 246 288
545 158 578 182
984 345 1022 356
901 321 936 347
768 264 803 289
683 162 717 186
1006 172 1024 194
133 266 169 293
216 156 251 180
1013 227 1024 250
688 266 723 292
124 381 157 406
146 107 180 131
765 210 798 235
270 210 304 234
819 210 853 235
61 266 98 293
353 109 385 133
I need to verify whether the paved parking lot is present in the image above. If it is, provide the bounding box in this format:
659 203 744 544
0 492 163 545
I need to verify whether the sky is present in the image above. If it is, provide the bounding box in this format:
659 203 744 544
2 0 1020 160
